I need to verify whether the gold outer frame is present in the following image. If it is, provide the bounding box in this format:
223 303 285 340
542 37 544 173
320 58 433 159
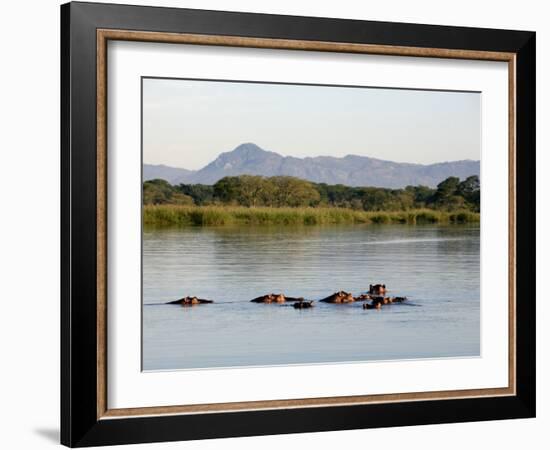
96 29 516 420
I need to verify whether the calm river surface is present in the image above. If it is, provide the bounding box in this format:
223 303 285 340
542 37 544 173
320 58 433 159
143 224 480 371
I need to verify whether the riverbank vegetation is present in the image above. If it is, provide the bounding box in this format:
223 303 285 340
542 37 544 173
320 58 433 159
144 205 479 227
143 175 480 226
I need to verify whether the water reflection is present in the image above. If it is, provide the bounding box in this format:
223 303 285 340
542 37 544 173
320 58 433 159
143 224 480 370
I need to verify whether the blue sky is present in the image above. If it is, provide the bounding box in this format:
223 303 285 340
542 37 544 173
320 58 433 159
143 77 480 170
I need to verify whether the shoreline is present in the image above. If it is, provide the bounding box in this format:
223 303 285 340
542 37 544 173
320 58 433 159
143 205 480 227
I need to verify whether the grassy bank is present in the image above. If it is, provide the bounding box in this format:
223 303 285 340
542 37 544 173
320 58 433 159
143 205 480 227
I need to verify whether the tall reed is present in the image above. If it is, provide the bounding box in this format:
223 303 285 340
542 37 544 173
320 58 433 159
143 205 480 227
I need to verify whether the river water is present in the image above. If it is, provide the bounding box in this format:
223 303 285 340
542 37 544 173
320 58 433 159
143 224 480 371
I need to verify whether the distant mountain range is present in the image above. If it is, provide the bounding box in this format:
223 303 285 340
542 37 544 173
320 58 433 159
144 143 480 189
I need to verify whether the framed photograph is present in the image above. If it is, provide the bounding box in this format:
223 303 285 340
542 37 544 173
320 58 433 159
61 2 536 447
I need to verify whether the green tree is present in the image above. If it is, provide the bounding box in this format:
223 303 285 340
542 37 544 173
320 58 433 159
433 176 460 209
143 179 194 205
457 175 480 211
213 177 242 204
177 183 215 205
457 175 480 196
396 190 415 210
271 176 320 207
406 185 435 207
436 176 460 196
235 175 270 207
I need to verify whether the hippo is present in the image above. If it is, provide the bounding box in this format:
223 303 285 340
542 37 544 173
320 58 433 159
319 291 355 303
391 296 408 303
293 300 314 309
354 294 372 301
250 294 304 303
250 294 280 303
167 296 213 306
363 302 382 310
369 284 387 295
370 295 386 305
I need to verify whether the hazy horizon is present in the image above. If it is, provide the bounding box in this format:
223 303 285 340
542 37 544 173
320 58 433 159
143 78 481 170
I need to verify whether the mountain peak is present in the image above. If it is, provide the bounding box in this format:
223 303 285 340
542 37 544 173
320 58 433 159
234 142 262 150
213 143 281 167
231 142 269 156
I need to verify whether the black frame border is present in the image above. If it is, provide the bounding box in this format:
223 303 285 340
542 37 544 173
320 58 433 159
61 2 535 447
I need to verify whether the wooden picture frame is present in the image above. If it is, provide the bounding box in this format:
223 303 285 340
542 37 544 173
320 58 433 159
61 1 535 447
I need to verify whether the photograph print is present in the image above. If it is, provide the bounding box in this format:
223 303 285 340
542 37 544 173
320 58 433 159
142 77 481 371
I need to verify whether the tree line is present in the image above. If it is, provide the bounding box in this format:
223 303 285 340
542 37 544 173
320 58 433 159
143 174 480 212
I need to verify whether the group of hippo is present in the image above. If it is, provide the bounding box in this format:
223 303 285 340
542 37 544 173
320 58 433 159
166 284 408 311
320 284 407 310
